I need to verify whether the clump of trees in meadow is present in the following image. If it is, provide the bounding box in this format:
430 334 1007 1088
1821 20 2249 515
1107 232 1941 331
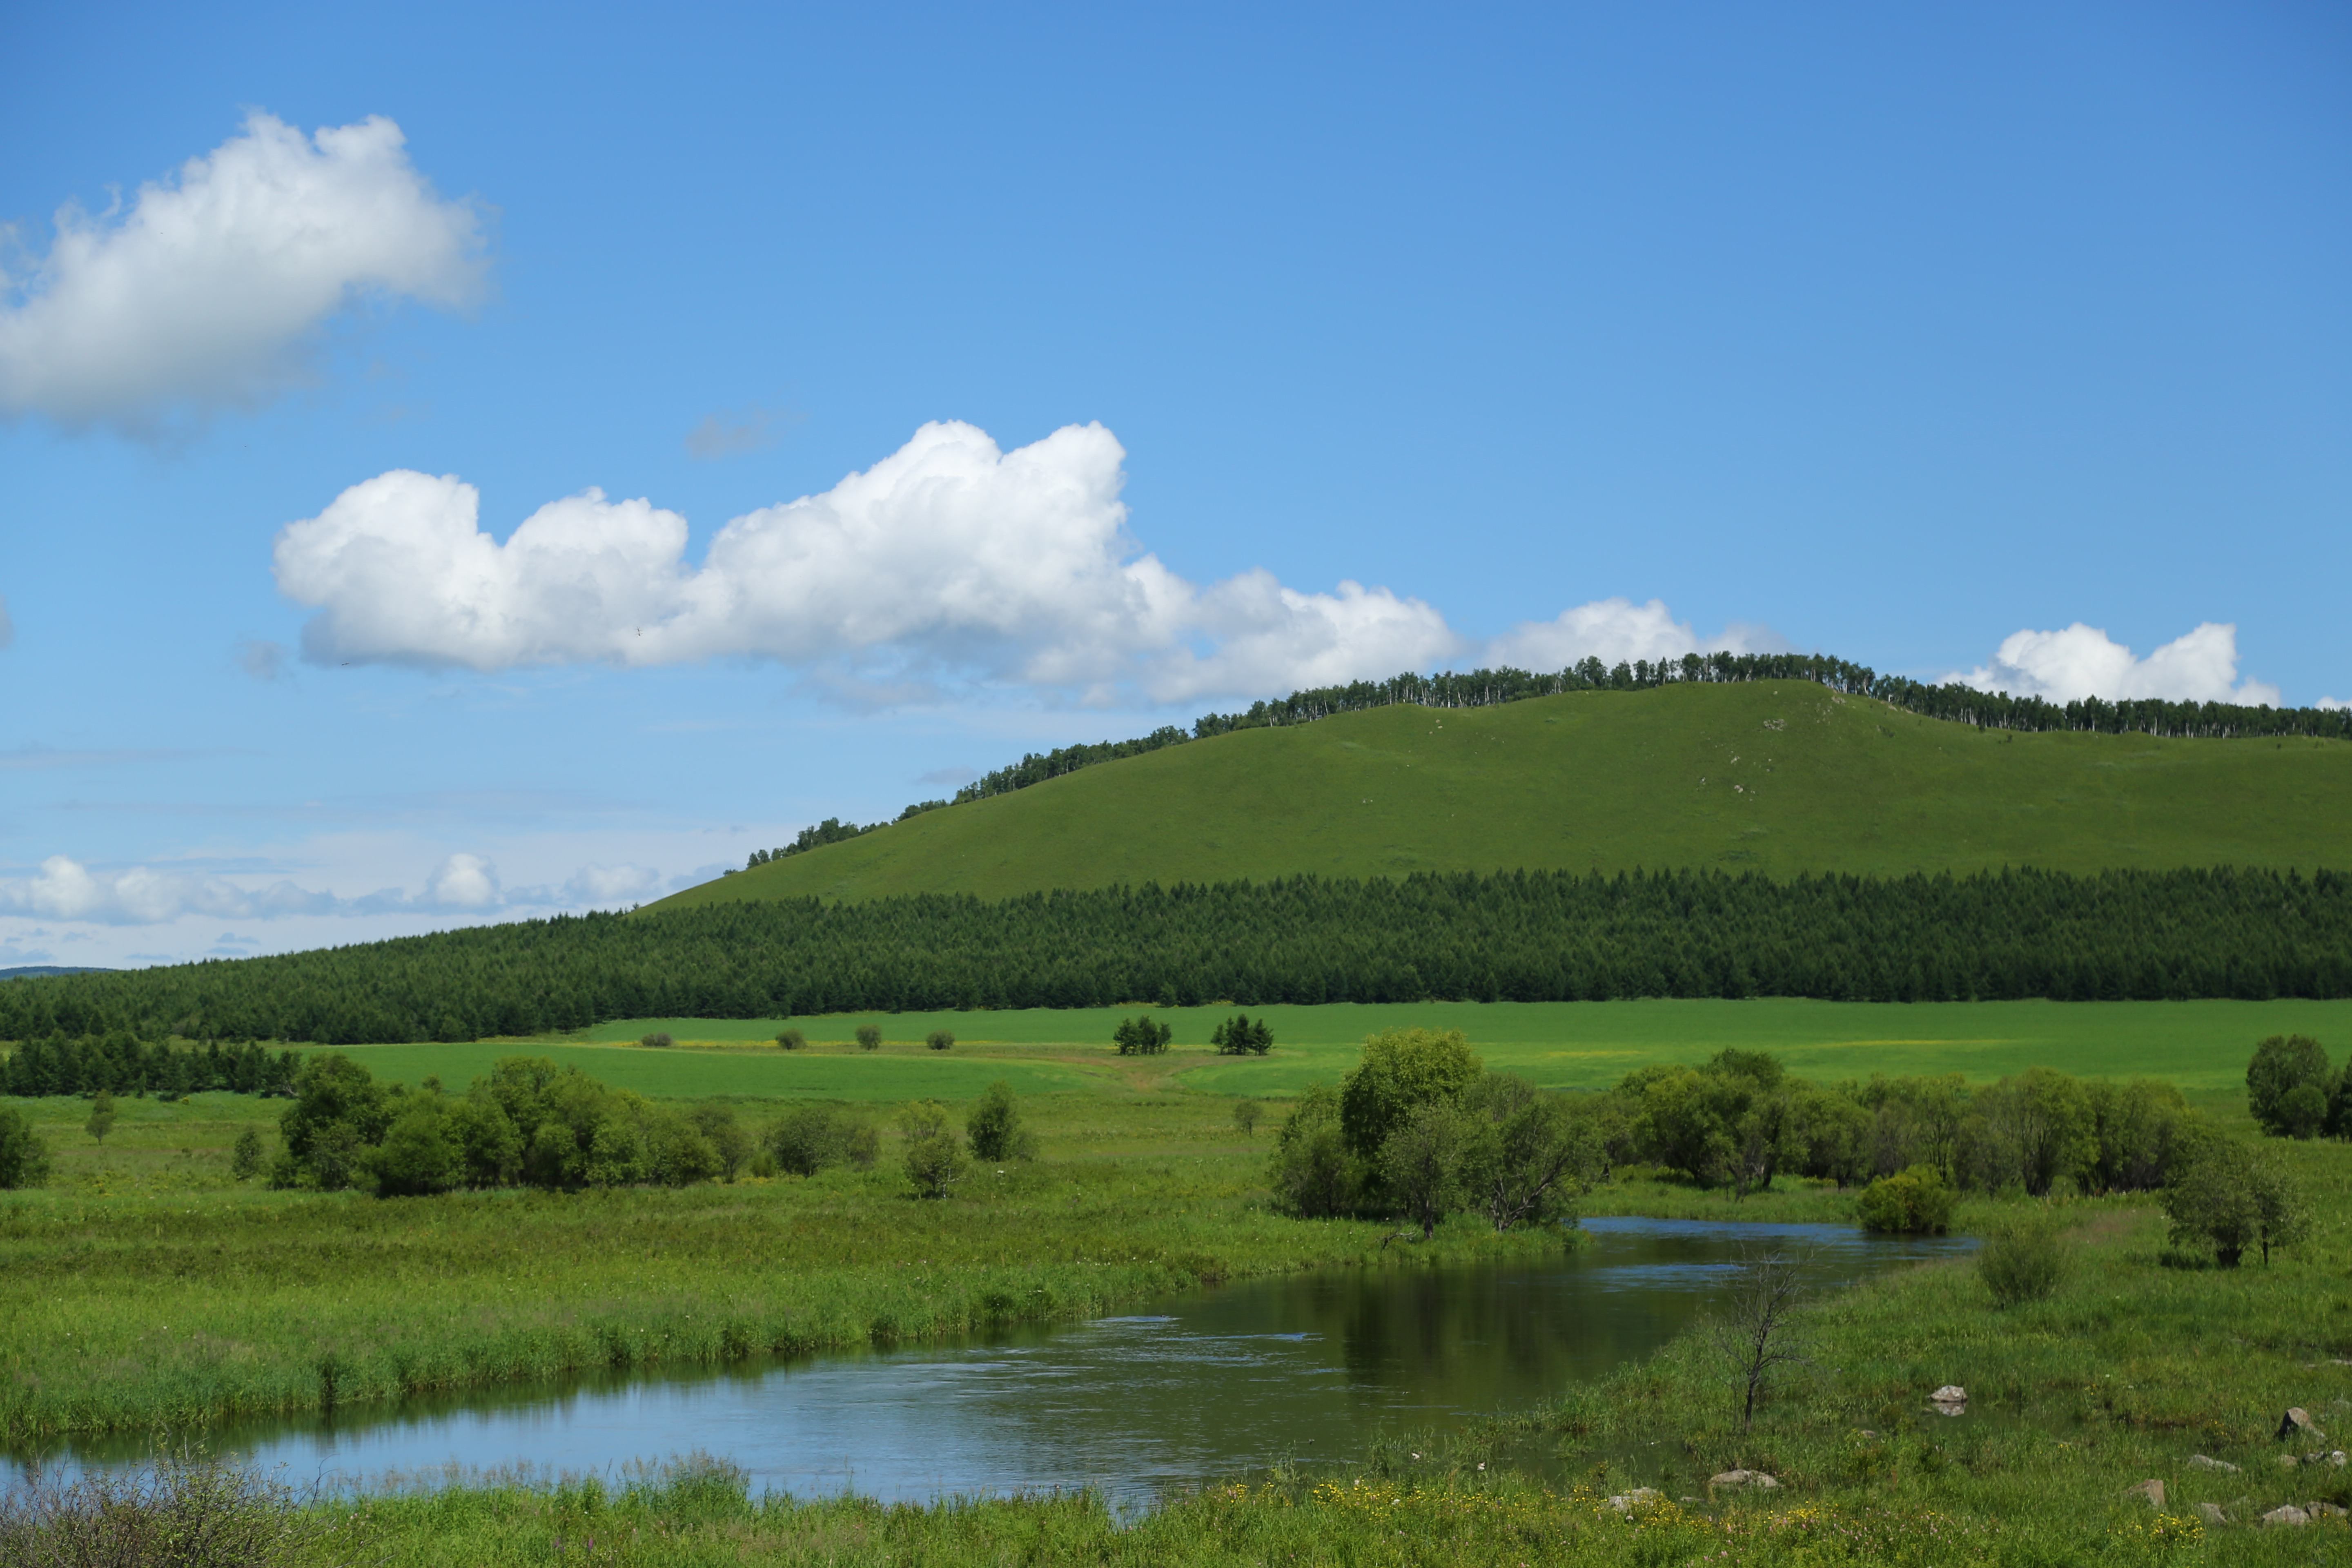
1271 1034 2315 1266
2244 1033 2352 1139
8 866 2349 1046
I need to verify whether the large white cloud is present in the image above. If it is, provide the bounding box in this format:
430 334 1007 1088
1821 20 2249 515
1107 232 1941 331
0 851 588 926
0 112 483 430
275 420 1460 703
1949 622 2281 706
1483 597 1790 672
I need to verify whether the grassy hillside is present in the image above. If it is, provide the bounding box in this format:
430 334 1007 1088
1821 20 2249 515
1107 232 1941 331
657 681 2352 908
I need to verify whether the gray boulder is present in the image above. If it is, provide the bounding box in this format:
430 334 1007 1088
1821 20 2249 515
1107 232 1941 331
2308 1501 2348 1521
1604 1488 1664 1513
1709 1470 1779 1490
2185 1454 2240 1472
2276 1408 2324 1441
2259 1505 2310 1528
2194 1503 2228 1526
2122 1479 2164 1508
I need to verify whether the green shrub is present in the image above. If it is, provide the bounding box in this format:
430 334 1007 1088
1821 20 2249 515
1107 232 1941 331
1113 1015 1172 1055
1978 1220 2067 1306
2246 1033 2331 1136
927 1030 954 1051
639 1032 673 1049
228 1126 263 1182
775 1029 805 1051
1855 1165 1954 1234
966 1081 1031 1161
0 1106 51 1189
766 1104 875 1176
855 1025 882 1051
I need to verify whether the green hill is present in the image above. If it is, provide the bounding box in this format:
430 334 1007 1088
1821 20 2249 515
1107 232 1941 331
657 681 2352 910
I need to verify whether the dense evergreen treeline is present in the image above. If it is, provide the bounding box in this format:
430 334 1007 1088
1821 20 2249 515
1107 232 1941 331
2 867 2348 1046
0 1035 301 1098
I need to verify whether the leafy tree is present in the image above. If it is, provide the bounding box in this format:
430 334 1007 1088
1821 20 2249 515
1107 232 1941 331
1379 1101 1475 1241
229 1126 264 1181
855 1025 883 1052
2081 1079 2198 1192
2154 1133 2267 1269
775 1029 805 1051
445 1095 524 1187
0 1106 51 1188
1459 1073 1602 1231
1232 1099 1261 1137
1210 1014 1273 1055
85 1089 116 1145
927 1030 955 1052
1967 1067 2095 1196
1855 1166 1953 1234
273 1054 392 1190
2247 1035 2333 1138
898 1099 966 1198
1267 1083 1360 1218
371 1098 465 1197
638 1032 673 1049
966 1080 1031 1161
1339 1028 1481 1159
1112 1015 1172 1055
2278 1083 2328 1139
767 1104 875 1176
690 1105 753 1180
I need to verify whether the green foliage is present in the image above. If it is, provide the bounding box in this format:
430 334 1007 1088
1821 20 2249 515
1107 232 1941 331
1459 1072 1604 1231
1112 1014 1173 1055
1339 1027 1481 1159
1232 1098 1260 1137
925 1030 953 1051
1267 1083 1360 1218
774 1029 805 1051
228 1126 263 1182
0 1106 51 1188
0 1034 300 1098
1210 1013 1273 1055
83 1089 116 1144
2163 1136 2309 1267
897 1099 966 1198
639 1031 673 1049
964 1080 1031 1162
11 864 2352 1046
1854 1165 1954 1234
764 1103 876 1177
689 1105 752 1179
854 1025 882 1051
1377 1100 1476 1240
1978 1219 2068 1305
2246 1033 2333 1136
0 1447 329 1568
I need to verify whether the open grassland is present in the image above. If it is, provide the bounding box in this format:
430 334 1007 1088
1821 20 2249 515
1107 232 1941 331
657 682 2352 908
498 995 2352 1095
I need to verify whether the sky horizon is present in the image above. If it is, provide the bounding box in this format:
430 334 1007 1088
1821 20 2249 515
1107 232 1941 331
3 2 2347 969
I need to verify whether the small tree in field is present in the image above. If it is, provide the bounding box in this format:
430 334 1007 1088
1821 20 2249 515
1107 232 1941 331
775 1029 806 1051
638 1032 673 1049
1232 1099 1261 1137
1211 1014 1274 1055
229 1127 264 1182
1710 1247 1813 1432
86 1090 117 1145
0 1107 51 1189
927 1031 954 1052
2246 1034 2331 1137
899 1100 966 1197
1379 1101 1474 1241
966 1081 1031 1160
855 1025 883 1052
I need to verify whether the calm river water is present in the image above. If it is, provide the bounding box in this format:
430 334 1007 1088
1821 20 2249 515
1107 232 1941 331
16 1217 1969 1507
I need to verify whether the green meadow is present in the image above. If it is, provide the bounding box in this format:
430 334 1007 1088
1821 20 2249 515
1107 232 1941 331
489 995 2352 1097
656 682 2352 908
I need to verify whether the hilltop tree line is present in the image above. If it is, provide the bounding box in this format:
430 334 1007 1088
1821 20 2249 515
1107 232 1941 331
2 866 2347 1046
0 1035 302 1098
736 652 2352 867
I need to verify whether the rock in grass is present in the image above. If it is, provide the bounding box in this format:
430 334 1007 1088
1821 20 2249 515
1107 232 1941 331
2276 1407 2324 1441
1603 1488 1664 1512
1930 1384 1967 1404
2321 1450 2348 1468
2258 1504 2310 1527
2194 1502 2228 1526
1709 1470 1779 1490
2122 1479 2165 1508
2186 1454 2240 1472
2307 1501 2348 1520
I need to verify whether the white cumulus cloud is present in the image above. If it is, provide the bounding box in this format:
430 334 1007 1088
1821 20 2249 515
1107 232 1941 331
275 420 1459 704
424 852 500 909
1483 597 1789 671
0 855 335 924
0 112 483 430
1949 622 2280 706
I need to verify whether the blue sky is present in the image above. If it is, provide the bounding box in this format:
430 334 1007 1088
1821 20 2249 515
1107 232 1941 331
2 1 2347 967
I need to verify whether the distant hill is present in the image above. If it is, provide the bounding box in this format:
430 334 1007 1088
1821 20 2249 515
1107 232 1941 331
654 681 2352 910
0 966 118 981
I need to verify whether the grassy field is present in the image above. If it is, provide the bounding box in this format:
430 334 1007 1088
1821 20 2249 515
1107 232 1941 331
653 682 2352 908
413 995 2352 1098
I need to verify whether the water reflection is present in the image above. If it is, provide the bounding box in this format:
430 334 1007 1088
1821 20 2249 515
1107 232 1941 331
11 1217 1968 1509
